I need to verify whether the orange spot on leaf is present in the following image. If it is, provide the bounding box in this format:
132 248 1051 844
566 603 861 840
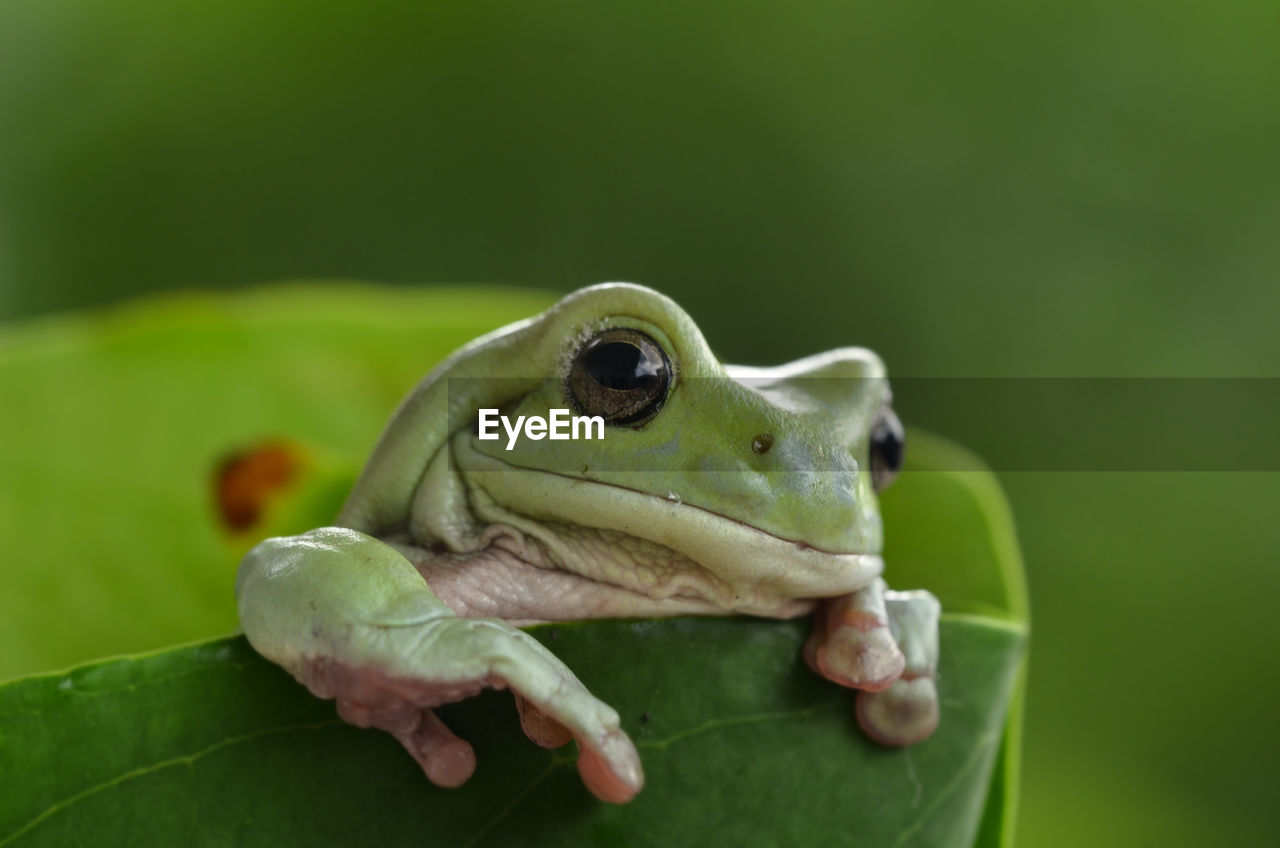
214 440 301 532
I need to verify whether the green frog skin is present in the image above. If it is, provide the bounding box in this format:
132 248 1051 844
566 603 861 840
236 283 941 804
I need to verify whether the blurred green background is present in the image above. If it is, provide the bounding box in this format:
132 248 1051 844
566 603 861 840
1 1 1276 845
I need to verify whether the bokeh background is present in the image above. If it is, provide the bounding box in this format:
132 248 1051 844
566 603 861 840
1 2 1277 845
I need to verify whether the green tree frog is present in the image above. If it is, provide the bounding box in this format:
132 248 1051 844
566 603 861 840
236 283 941 804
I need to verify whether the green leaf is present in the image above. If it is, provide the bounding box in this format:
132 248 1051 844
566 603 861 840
881 434 1030 848
1 617 1022 847
0 286 1027 846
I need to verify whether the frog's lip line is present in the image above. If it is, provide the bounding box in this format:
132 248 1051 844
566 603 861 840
453 438 884 599
554 467 875 556
464 448 880 556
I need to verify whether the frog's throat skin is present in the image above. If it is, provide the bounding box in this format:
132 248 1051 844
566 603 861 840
235 282 942 805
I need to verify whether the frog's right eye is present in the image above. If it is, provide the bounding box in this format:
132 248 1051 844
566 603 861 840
869 408 905 492
567 328 671 427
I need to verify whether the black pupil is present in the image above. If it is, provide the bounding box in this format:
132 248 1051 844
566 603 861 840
872 420 903 470
585 341 659 390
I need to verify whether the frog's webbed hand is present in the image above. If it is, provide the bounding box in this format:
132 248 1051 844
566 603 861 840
805 579 941 745
235 527 643 803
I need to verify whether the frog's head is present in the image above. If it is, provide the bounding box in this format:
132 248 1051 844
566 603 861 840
340 283 903 614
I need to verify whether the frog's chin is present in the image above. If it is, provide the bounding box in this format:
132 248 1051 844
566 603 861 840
445 439 884 610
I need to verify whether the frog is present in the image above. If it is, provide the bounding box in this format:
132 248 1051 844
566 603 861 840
235 282 941 804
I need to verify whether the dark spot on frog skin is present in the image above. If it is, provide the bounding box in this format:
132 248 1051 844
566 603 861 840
751 433 774 454
214 440 301 532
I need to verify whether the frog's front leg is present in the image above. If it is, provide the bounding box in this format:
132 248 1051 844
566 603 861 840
805 580 941 745
235 527 643 803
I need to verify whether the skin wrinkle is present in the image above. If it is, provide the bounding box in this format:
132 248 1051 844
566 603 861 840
392 528 816 625
465 487 820 618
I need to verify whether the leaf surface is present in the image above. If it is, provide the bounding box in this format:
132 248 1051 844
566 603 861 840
0 616 1022 847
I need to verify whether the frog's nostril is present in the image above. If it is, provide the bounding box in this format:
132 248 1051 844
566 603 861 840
751 433 775 455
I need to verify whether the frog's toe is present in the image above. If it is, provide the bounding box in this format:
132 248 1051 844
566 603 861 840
394 708 478 788
575 730 644 804
336 695 478 788
806 627 905 691
514 693 574 748
806 580 905 691
855 675 940 746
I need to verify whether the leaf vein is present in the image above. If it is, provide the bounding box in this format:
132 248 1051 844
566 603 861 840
459 763 558 848
0 719 342 846
892 728 1000 847
638 700 841 751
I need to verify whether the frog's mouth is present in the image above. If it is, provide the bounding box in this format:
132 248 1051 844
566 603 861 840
439 435 884 617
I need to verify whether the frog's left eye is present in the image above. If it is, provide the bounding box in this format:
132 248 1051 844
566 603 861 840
869 408 905 492
567 328 671 426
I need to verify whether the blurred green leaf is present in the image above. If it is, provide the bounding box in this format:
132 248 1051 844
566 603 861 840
0 285 554 681
0 287 1026 846
883 432 1029 623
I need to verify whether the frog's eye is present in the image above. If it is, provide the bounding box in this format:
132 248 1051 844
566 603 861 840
567 328 671 426
869 408 904 492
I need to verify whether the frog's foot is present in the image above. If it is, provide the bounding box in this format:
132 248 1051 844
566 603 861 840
855 590 941 746
238 528 644 803
805 578 905 691
307 645 642 802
